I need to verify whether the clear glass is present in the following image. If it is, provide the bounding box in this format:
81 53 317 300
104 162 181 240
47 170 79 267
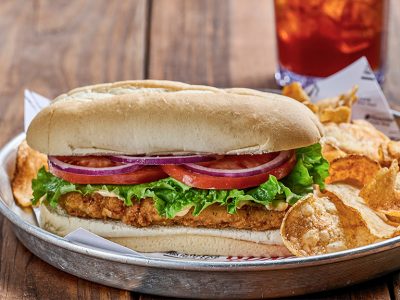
274 0 389 86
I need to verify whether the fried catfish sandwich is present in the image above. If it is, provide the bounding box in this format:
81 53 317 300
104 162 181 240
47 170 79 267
26 80 328 257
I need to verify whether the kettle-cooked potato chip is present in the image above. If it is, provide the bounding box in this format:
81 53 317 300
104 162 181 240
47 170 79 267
352 119 379 129
388 140 400 160
360 161 400 218
280 193 347 256
321 143 347 163
11 140 47 207
326 184 399 239
325 155 380 187
323 121 390 164
281 184 400 256
316 86 358 111
316 86 358 124
318 106 352 124
282 83 358 123
282 82 318 113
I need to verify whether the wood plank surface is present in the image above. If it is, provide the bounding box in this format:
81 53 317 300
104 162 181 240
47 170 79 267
0 0 400 299
148 0 276 88
0 0 148 299
392 272 400 300
308 276 391 300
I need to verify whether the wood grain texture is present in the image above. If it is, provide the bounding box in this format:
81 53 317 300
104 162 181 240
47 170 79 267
391 271 400 300
0 0 148 146
0 219 133 299
228 0 276 88
131 295 175 300
148 0 276 88
148 0 231 86
0 0 147 299
1 0 400 299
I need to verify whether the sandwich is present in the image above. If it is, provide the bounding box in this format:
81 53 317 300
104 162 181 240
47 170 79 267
26 80 328 257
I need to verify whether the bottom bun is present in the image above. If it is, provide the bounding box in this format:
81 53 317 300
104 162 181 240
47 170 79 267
40 204 291 257
111 235 290 257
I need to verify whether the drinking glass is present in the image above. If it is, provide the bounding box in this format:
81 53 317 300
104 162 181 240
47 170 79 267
274 0 389 86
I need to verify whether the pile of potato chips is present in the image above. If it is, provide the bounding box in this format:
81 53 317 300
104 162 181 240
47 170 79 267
281 83 400 256
12 83 400 257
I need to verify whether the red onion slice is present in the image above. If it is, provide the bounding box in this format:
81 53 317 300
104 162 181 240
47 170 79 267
109 154 216 165
48 156 143 176
183 151 292 177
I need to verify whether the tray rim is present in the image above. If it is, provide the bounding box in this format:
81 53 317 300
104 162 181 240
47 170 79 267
2 133 400 272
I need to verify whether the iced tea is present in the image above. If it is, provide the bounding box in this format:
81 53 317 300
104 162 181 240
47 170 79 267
274 0 388 86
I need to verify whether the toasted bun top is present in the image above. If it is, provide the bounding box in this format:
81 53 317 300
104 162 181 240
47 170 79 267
27 80 323 155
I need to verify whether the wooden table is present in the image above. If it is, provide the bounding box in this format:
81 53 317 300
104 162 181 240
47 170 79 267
1 1 400 299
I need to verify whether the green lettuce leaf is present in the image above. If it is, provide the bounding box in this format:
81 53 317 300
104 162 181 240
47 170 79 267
32 143 329 218
32 167 79 208
283 143 329 196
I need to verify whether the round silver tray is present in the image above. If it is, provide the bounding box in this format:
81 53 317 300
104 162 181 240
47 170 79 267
1 133 400 299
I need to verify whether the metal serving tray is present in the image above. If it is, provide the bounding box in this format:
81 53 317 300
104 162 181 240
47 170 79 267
1 133 400 299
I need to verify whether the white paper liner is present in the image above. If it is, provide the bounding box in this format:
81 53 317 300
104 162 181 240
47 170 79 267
306 57 400 139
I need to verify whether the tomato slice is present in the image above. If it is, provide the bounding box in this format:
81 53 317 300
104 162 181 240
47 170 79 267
161 153 297 189
49 156 168 184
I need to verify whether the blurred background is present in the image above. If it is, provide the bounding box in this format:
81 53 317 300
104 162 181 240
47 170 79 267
1 0 400 127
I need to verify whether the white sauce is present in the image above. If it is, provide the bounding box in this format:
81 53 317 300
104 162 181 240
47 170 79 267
174 205 194 217
95 190 124 201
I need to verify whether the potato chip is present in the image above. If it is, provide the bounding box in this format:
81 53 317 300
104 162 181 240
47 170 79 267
321 143 347 163
318 106 352 124
388 140 400 160
327 195 379 249
323 119 396 166
316 86 358 111
360 161 400 217
326 184 399 239
325 155 380 187
281 185 400 256
352 119 377 129
281 194 347 256
11 140 47 207
282 82 318 113
323 121 390 163
385 214 400 225
321 143 346 163
316 86 358 124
